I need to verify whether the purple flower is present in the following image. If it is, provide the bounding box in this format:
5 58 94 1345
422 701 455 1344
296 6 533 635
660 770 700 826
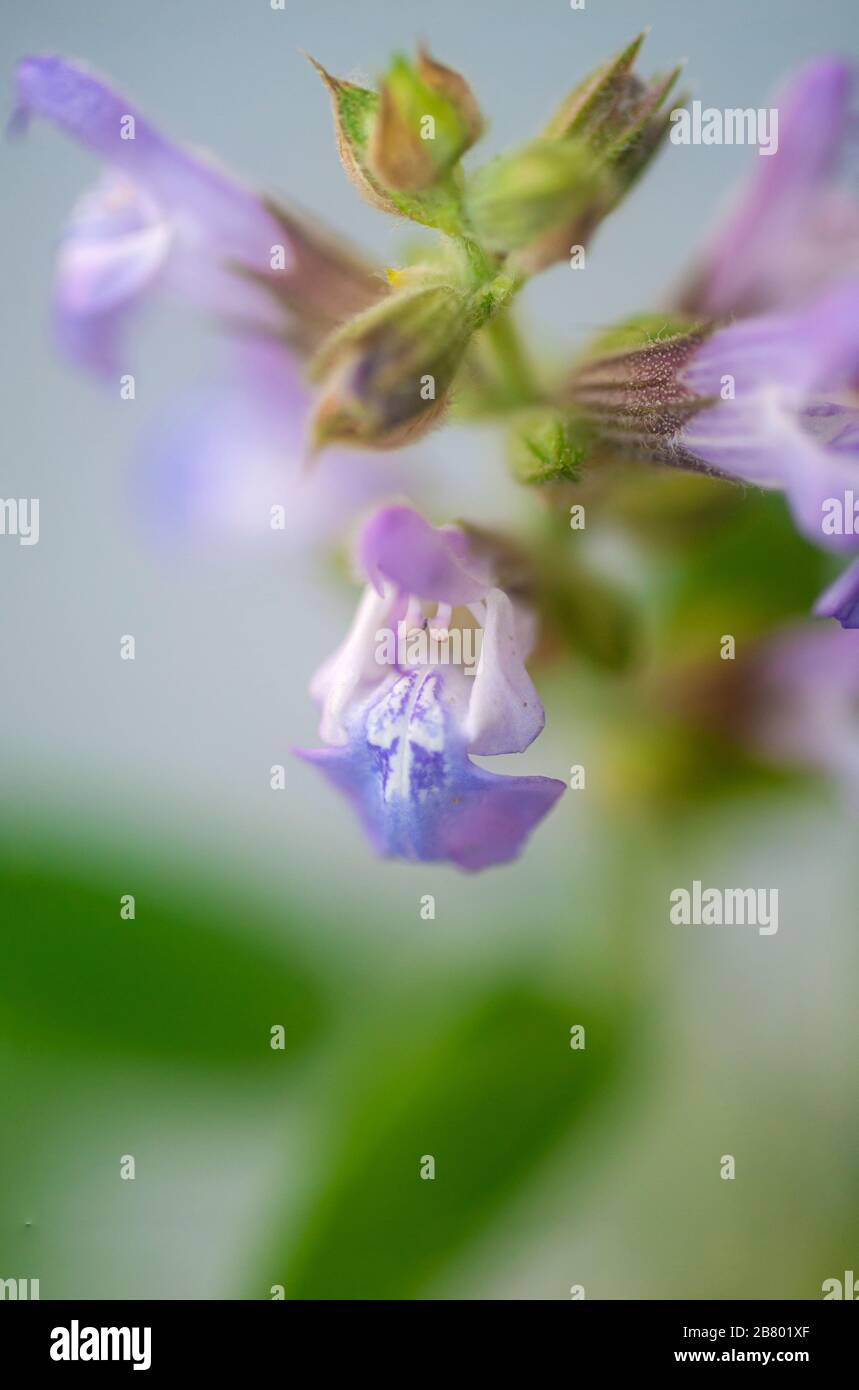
678 58 859 318
674 280 859 624
679 281 859 540
12 55 400 537
12 55 286 373
569 280 859 629
133 337 417 547
296 506 565 871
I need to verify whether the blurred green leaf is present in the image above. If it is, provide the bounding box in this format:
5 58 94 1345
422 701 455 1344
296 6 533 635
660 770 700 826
264 983 631 1299
538 559 639 673
662 491 829 640
0 833 328 1073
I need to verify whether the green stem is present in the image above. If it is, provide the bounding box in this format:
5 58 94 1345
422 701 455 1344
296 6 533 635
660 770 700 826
481 307 538 407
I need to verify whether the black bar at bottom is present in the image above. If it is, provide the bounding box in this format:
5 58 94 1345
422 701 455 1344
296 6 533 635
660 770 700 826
0 1299 855 1374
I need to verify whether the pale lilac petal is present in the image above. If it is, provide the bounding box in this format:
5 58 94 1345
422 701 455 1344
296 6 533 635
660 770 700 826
51 173 172 373
679 284 859 548
134 341 415 543
679 398 795 489
312 585 397 746
682 58 857 315
814 555 859 627
465 588 545 755
681 281 859 401
296 670 564 871
13 56 281 272
13 57 286 374
52 296 136 376
55 173 172 313
358 505 492 602
683 396 859 549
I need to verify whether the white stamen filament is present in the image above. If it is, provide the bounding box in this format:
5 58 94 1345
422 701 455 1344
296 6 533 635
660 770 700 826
403 594 426 632
430 602 452 634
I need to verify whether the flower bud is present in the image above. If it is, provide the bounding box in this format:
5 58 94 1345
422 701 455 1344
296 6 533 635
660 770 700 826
309 57 398 216
368 46 483 193
465 138 612 273
543 31 681 179
310 51 481 232
465 34 681 275
309 278 511 451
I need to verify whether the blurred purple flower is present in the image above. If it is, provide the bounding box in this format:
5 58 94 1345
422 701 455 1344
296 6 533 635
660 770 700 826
133 337 416 546
678 58 859 318
296 505 564 871
12 55 286 372
12 55 401 538
749 624 859 801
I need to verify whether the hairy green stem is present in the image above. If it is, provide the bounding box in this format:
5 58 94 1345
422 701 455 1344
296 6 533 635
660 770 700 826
480 308 539 407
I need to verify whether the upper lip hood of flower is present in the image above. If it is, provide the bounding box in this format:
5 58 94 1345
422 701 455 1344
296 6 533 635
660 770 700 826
296 505 564 871
358 504 493 602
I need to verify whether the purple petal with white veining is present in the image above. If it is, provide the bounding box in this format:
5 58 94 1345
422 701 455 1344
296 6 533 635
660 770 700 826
297 669 564 871
679 282 859 549
681 280 859 401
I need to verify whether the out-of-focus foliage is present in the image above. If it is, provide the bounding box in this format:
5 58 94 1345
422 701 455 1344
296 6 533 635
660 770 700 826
0 826 328 1073
262 984 632 1299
